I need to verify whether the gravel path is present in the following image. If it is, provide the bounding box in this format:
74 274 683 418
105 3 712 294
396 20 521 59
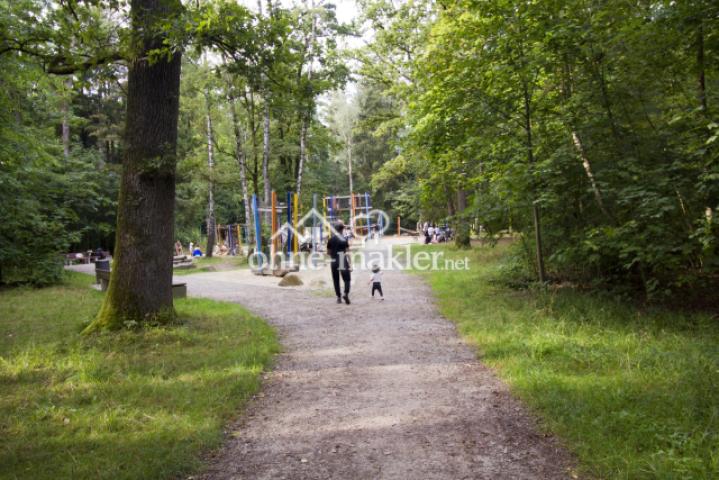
177 241 574 480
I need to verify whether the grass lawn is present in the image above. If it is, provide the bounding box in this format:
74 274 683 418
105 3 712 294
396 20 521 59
0 272 278 480
174 255 248 276
413 244 719 479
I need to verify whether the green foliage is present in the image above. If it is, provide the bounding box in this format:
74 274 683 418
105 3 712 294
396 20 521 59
0 271 279 479
0 54 119 285
415 244 719 478
379 0 719 298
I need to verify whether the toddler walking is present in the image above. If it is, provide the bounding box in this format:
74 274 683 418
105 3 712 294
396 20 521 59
369 264 384 301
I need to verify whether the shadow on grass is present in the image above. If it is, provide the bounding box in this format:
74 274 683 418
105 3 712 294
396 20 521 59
413 244 719 479
0 272 279 480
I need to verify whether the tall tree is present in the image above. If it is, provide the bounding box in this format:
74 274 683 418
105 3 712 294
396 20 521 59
204 87 217 257
91 0 184 330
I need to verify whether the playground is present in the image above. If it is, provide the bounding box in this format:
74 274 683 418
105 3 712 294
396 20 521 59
199 191 389 269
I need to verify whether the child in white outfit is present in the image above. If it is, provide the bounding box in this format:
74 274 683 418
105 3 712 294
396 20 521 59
369 265 384 300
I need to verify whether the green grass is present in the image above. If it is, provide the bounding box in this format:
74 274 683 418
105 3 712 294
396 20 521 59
0 272 278 480
413 244 719 479
173 255 248 276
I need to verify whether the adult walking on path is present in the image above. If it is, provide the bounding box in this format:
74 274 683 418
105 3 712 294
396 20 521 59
181 248 573 479
327 221 352 305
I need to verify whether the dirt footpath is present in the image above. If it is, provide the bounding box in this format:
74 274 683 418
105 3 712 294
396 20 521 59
182 252 574 479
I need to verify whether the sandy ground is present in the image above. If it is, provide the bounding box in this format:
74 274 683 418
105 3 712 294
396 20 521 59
67 238 574 479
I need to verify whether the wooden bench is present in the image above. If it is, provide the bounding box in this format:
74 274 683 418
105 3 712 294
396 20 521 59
173 254 195 270
95 266 186 298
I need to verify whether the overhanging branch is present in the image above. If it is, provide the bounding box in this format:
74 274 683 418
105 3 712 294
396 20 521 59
46 51 126 75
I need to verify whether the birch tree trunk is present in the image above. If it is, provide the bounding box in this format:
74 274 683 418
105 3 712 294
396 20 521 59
262 98 271 206
230 93 253 244
571 131 612 220
62 78 71 161
205 90 216 258
346 131 353 194
297 114 307 198
697 21 708 114
296 0 316 201
523 83 546 283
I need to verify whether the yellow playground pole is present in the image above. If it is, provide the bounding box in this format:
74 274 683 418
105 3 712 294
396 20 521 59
292 192 299 254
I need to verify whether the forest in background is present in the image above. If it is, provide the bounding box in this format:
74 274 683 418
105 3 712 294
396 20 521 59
1 0 718 304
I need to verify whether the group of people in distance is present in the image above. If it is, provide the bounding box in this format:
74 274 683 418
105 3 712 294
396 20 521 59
326 221 384 305
175 240 203 258
422 222 452 244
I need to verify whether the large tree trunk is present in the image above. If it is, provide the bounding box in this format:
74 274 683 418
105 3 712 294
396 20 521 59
90 0 183 331
205 90 216 258
229 92 253 244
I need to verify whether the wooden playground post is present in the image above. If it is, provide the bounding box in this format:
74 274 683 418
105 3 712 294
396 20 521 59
397 216 401 236
252 194 262 265
364 192 371 238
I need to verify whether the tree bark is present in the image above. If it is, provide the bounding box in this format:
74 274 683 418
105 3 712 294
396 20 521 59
296 0 316 201
90 0 183 331
697 21 708 114
523 83 546 283
454 188 470 248
243 88 260 196
205 90 216 258
229 92 253 244
571 130 612 220
262 98 271 205
297 113 308 199
61 78 72 161
346 128 353 195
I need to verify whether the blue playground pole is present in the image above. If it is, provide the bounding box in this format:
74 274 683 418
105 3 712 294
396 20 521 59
252 195 262 265
286 191 292 258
